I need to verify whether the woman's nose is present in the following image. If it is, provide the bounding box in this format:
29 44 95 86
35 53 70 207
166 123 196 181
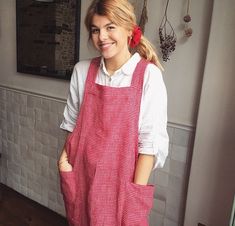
99 30 108 41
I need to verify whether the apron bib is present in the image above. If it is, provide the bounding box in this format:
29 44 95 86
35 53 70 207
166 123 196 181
60 57 155 226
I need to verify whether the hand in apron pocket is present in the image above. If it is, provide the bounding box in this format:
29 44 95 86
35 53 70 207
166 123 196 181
122 181 154 225
60 171 77 222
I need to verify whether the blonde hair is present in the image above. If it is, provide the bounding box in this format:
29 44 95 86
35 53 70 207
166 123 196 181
85 0 163 70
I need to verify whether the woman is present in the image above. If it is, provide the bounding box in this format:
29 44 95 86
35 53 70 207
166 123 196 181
58 0 169 225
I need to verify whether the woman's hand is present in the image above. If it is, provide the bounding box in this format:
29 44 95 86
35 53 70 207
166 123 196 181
58 148 73 172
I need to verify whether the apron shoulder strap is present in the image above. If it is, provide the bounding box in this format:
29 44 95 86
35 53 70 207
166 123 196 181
130 58 150 88
86 56 102 84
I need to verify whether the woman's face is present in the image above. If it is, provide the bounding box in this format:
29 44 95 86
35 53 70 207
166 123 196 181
90 14 132 62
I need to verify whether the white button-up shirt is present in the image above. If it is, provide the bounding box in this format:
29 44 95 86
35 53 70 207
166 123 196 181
60 53 169 170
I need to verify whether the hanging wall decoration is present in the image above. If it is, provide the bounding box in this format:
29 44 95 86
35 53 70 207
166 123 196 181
159 0 177 62
139 0 148 33
183 0 193 37
16 0 81 80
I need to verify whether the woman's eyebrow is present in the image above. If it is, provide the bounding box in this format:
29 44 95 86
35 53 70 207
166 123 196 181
91 22 114 28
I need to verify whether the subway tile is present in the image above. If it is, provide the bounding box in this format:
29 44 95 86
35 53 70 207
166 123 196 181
7 171 21 185
42 146 57 159
49 169 58 181
0 120 7 132
165 204 181 223
27 95 42 109
19 185 28 197
34 141 43 154
8 162 21 176
48 179 58 193
19 126 34 143
34 162 43 175
41 111 59 125
153 198 166 214
41 188 49 207
149 211 164 226
0 89 6 100
168 175 185 196
148 172 155 184
20 176 27 187
169 159 186 179
49 158 58 170
172 128 192 147
20 105 28 116
48 200 57 212
7 179 21 194
155 185 167 201
40 133 58 149
0 168 7 184
41 99 51 112
155 170 169 187
57 192 64 206
29 181 43 196
7 102 21 115
48 190 57 202
0 110 7 121
28 189 42 204
55 205 66 217
49 99 66 114
166 189 182 209
6 90 14 102
19 116 34 128
26 107 36 120
0 100 6 112
161 158 170 174
13 93 27 105
168 143 173 158
164 218 178 226
167 126 174 144
171 144 188 163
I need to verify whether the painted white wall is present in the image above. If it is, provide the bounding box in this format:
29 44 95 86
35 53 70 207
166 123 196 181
184 0 235 225
0 0 213 127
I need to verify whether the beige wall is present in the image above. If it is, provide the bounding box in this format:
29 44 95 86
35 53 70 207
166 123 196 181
0 0 213 127
184 0 235 225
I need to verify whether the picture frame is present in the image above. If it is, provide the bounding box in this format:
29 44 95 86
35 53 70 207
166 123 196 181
16 0 81 80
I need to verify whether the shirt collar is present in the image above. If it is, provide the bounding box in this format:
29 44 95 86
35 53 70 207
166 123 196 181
100 53 141 76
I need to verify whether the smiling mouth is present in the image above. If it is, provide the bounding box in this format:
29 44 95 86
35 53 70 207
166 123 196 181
99 42 114 50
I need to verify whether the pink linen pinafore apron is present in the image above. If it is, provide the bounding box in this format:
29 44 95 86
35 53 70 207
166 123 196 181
60 57 155 226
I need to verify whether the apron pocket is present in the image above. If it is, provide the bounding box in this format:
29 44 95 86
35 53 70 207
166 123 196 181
122 182 154 225
60 171 77 221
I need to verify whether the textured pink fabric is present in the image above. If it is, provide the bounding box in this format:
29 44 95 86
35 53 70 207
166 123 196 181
60 57 155 226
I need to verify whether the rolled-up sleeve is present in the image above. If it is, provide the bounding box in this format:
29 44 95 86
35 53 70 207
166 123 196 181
138 64 169 170
60 65 80 132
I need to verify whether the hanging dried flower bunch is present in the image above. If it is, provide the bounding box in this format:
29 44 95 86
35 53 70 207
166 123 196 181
139 0 148 34
159 0 177 61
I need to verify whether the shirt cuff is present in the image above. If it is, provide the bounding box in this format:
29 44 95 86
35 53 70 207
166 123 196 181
138 141 169 170
60 119 75 132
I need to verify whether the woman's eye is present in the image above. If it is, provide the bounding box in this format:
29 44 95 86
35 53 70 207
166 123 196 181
91 28 99 34
107 26 115 31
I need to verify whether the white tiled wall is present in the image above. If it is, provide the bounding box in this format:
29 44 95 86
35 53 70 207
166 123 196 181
0 87 195 225
149 126 194 226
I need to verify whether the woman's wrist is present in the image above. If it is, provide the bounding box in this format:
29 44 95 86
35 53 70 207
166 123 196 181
133 154 154 185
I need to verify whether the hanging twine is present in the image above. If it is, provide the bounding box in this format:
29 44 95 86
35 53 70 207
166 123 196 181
183 0 193 37
139 0 148 34
159 0 177 62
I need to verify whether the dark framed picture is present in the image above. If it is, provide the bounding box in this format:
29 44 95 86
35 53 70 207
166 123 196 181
16 0 81 80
